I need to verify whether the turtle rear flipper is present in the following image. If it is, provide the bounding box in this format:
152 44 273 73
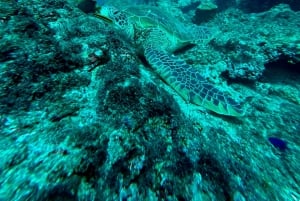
144 46 244 117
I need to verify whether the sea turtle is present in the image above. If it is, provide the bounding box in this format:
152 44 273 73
94 5 244 116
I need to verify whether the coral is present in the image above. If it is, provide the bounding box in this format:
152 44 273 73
237 0 300 13
227 61 264 81
204 4 300 81
198 0 218 10
0 0 299 201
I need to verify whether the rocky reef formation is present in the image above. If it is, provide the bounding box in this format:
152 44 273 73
237 0 300 13
0 0 299 201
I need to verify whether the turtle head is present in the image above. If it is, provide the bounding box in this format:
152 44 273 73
95 6 128 28
95 6 134 40
94 6 115 23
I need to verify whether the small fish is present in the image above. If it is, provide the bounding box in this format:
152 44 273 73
268 137 287 151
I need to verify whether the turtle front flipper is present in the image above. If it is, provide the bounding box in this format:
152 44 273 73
144 46 244 117
188 25 214 42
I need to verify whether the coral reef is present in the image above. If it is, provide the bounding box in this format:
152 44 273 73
237 0 300 13
0 0 299 201
184 4 300 81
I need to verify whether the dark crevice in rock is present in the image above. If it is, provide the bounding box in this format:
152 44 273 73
262 59 300 83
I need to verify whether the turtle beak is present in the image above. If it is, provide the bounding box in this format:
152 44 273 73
94 7 113 23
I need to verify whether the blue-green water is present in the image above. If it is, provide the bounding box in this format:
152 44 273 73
0 0 299 200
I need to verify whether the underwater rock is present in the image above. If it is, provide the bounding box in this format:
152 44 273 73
237 0 300 13
198 0 218 10
0 0 300 201
0 1 18 20
227 62 264 81
208 4 300 81
193 0 218 24
77 0 97 13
